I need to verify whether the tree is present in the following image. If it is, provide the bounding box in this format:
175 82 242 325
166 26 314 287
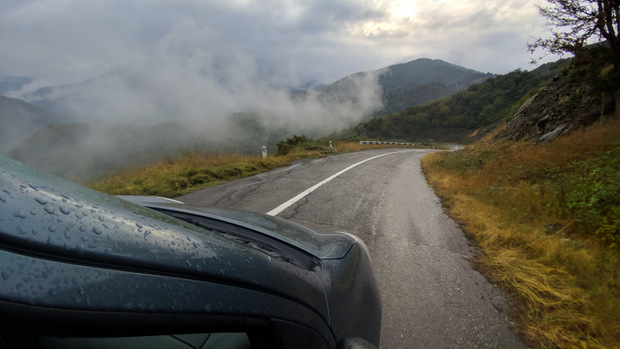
529 0 620 76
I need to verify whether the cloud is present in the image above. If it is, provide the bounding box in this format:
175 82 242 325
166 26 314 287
6 15 384 170
359 0 552 73
1 0 555 87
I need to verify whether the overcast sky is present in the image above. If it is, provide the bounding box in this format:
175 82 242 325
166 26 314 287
1 0 560 89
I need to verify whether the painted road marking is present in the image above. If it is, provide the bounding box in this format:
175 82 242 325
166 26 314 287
266 150 412 216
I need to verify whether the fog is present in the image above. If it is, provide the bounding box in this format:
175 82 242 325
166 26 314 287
6 43 383 181
19 45 384 137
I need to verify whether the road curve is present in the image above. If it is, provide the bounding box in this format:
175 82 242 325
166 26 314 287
177 149 524 348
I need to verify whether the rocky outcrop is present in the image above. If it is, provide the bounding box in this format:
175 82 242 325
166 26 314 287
496 74 615 143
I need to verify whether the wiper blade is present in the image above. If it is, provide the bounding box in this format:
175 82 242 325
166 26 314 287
176 216 296 264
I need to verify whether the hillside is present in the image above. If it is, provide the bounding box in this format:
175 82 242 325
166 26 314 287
421 43 620 348
343 59 568 143
7 122 206 183
496 44 619 144
0 95 68 153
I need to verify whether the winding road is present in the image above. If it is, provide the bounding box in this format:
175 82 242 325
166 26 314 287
178 148 524 348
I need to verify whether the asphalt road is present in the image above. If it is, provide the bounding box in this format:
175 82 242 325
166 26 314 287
177 148 525 348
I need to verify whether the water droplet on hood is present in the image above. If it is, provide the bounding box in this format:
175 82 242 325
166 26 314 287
88 239 99 249
35 197 47 205
13 210 26 219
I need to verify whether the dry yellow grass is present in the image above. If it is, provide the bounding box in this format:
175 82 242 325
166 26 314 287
422 118 620 348
90 152 292 197
89 140 422 197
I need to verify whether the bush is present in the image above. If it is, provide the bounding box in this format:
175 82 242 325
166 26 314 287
275 135 333 156
559 144 620 247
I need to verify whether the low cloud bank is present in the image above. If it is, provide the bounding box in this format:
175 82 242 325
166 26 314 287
7 42 383 181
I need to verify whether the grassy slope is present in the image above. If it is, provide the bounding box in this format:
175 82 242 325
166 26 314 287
421 118 620 348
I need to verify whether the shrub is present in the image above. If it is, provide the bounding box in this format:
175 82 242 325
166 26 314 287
559 144 620 247
275 135 333 156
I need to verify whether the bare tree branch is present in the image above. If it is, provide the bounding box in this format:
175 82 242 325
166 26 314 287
529 0 619 65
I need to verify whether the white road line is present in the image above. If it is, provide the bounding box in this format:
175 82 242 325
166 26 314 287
266 150 411 216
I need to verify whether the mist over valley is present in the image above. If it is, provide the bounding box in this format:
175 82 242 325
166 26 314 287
1 58 489 182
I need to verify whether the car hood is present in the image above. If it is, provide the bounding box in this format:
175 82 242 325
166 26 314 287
0 156 332 321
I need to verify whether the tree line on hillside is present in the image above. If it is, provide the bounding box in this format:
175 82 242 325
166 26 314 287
337 59 569 143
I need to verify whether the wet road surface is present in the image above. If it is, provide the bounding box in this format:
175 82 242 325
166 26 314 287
178 149 524 348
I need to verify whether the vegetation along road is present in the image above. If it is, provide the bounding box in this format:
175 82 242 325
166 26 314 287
178 148 525 348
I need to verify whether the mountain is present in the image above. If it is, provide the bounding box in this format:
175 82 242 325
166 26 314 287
0 95 69 153
343 59 569 143
320 58 493 116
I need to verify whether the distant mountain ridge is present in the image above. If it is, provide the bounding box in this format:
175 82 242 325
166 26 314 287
321 58 493 115
378 58 492 91
9 58 492 119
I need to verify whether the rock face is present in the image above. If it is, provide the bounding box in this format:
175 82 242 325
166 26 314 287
496 74 614 143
